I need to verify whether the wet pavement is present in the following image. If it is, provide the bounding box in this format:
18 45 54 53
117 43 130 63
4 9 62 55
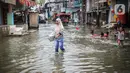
0 24 130 73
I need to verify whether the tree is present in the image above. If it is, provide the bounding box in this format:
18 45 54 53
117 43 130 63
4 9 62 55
36 0 45 5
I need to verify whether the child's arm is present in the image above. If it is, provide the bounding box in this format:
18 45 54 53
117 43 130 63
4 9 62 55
122 31 125 35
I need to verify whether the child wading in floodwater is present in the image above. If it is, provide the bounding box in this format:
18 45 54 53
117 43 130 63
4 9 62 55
100 32 104 38
90 25 95 35
117 27 125 46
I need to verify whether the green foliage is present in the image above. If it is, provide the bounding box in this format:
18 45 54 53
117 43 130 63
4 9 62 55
36 0 45 4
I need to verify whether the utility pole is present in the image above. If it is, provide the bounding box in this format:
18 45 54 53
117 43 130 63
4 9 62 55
48 0 51 18
63 0 66 12
82 0 86 25
63 0 65 7
96 0 100 27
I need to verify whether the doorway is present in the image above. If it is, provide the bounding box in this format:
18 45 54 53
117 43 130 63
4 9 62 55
2 7 8 25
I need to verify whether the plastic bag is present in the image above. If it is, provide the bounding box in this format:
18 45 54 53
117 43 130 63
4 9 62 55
48 32 55 42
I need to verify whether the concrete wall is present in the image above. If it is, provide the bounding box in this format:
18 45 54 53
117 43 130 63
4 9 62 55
7 13 14 25
92 0 97 8
0 26 9 37
108 0 116 23
86 0 90 12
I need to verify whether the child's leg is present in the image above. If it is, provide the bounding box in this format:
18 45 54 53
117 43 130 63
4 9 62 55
55 40 59 52
114 35 117 40
91 30 94 35
120 40 124 46
117 39 121 46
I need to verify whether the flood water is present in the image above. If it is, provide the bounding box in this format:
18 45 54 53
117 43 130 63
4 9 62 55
0 24 130 73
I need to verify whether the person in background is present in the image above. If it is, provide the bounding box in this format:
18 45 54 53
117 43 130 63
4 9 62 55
74 16 79 26
101 32 104 38
54 18 65 53
104 31 109 39
113 24 118 40
117 27 125 46
90 25 94 35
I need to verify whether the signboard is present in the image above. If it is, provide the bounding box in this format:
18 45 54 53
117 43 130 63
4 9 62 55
4 0 16 5
74 0 81 7
99 0 106 3
61 8 66 12
115 4 125 15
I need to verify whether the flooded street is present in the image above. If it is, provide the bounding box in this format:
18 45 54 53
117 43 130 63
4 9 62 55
0 24 130 73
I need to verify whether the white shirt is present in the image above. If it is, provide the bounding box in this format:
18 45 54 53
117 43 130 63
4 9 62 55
118 31 125 40
55 25 60 35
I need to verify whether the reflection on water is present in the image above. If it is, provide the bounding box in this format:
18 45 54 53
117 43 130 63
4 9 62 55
0 24 130 73
52 53 65 73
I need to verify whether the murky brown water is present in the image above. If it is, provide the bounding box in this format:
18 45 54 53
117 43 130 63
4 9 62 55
0 24 130 73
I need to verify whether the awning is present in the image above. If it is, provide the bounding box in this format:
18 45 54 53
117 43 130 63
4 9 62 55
19 0 36 6
56 13 71 16
99 0 107 3
71 8 80 13
95 0 107 3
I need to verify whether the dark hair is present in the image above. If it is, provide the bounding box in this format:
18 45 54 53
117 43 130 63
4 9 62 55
101 32 104 37
120 27 125 33
106 32 109 35
91 30 94 35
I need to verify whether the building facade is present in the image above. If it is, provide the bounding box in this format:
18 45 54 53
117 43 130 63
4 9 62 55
0 0 16 37
0 0 16 25
0 0 37 37
86 0 109 26
85 0 129 27
68 0 82 23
